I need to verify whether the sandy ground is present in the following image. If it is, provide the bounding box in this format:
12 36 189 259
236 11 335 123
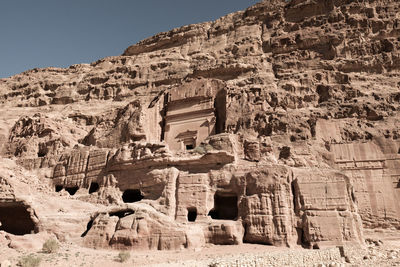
1 243 291 267
1 233 400 267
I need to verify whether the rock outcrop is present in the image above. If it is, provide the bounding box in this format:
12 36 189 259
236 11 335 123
1 0 400 253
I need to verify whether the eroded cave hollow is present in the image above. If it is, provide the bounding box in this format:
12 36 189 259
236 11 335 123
65 187 79 195
208 191 238 220
0 202 38 235
55 185 63 192
88 182 99 194
187 207 197 222
122 189 144 203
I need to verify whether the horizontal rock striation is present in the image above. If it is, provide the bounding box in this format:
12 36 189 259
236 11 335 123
1 0 400 252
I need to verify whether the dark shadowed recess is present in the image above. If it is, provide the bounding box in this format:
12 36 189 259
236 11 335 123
0 202 38 235
187 207 198 222
208 191 238 220
122 189 144 203
88 182 99 194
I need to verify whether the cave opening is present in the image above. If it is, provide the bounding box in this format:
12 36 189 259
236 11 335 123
37 151 46 158
187 207 197 222
65 187 79 195
88 182 99 194
55 185 63 192
186 144 194 150
0 202 38 235
122 189 144 203
208 191 238 220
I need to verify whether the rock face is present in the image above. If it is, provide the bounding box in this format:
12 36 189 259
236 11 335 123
1 0 400 252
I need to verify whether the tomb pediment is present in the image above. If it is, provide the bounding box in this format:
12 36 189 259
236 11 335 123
176 130 198 140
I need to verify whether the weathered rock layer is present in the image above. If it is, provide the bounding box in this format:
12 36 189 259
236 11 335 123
1 0 400 251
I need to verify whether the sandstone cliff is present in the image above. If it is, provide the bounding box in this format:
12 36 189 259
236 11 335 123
1 0 400 252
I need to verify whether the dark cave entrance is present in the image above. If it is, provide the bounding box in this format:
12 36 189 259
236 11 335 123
37 150 47 158
186 144 194 150
0 202 38 235
65 187 79 195
122 189 144 203
187 207 197 222
208 191 238 220
88 182 99 194
55 185 63 192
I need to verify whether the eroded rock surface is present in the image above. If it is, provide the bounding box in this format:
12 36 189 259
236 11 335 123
1 0 400 255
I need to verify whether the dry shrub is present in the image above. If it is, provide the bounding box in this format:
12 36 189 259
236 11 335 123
117 251 131 263
42 238 59 253
18 254 41 267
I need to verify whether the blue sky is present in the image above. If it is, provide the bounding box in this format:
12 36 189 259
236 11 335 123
0 0 260 78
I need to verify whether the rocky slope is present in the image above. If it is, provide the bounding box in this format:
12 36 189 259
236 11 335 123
0 0 400 258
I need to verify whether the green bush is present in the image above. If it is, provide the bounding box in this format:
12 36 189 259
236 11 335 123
117 251 131 263
18 254 41 267
42 238 59 253
193 144 214 155
204 144 214 152
193 146 206 154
